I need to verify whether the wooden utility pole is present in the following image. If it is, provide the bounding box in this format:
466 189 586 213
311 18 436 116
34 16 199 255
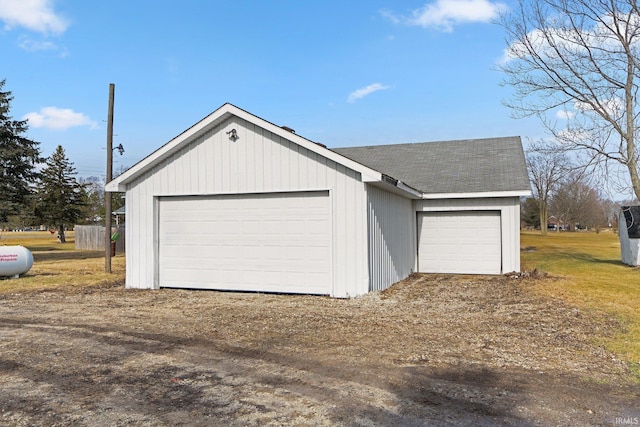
105 83 115 273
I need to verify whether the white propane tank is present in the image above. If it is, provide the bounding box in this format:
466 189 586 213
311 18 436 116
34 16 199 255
0 246 34 278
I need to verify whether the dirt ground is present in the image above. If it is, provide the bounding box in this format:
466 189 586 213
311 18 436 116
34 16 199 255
0 274 638 426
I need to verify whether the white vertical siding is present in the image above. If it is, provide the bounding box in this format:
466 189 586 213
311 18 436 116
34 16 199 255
502 197 521 273
123 117 368 297
413 197 522 273
367 185 415 291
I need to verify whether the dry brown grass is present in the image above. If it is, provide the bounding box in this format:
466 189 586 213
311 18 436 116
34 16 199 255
3 230 638 374
0 231 125 294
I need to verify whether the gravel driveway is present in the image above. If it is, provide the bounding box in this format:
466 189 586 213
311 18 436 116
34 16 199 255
0 274 638 426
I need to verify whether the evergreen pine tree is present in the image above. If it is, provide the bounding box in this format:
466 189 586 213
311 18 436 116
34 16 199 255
0 79 41 223
34 145 85 243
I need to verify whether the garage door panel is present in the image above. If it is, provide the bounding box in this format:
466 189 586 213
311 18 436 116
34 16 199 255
305 245 331 261
158 191 331 294
418 211 501 275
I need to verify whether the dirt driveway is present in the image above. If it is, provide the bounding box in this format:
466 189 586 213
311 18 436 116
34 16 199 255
0 274 638 426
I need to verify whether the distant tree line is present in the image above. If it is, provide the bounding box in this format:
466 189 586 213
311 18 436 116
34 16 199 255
0 79 123 241
521 143 622 234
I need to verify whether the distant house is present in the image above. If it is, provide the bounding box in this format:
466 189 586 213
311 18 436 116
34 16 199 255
112 206 126 226
547 216 568 231
106 103 531 297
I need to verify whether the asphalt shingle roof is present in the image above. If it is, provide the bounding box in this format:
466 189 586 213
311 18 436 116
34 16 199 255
333 136 530 195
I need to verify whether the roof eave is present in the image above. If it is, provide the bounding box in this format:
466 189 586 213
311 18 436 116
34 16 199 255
105 106 235 192
422 189 532 199
370 178 423 199
396 180 423 198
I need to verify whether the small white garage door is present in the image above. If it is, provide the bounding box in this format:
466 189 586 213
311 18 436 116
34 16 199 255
158 191 331 294
417 211 501 274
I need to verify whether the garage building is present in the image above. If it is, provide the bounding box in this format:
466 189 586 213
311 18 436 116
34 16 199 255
106 104 530 297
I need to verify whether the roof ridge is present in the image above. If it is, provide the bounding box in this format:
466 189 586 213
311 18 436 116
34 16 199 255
334 136 521 150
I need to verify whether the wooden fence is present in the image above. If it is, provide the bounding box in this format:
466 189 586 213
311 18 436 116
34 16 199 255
74 225 125 253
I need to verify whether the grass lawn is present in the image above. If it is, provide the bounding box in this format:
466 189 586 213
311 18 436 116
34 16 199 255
521 230 640 372
0 231 125 293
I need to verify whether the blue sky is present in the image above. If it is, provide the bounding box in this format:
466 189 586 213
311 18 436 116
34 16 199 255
1 0 542 179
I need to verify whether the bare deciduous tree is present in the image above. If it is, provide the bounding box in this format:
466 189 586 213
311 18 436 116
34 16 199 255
499 0 640 200
549 172 607 231
600 197 621 229
526 143 571 235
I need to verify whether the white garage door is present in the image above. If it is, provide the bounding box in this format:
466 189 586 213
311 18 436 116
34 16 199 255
158 191 331 294
417 211 501 274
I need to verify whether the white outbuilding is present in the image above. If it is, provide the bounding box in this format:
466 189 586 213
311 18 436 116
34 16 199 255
106 103 531 297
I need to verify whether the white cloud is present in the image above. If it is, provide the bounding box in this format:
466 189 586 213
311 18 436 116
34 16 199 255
23 107 97 130
347 83 390 103
501 13 640 65
556 110 574 120
19 38 57 51
18 36 68 56
384 0 507 32
581 98 624 117
380 9 401 25
0 0 69 35
500 27 570 65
